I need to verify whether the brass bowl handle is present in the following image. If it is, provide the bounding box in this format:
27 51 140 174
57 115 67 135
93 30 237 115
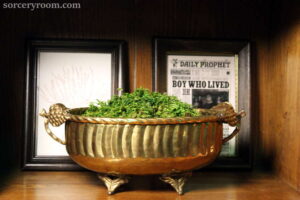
209 102 246 144
39 103 69 145
222 118 242 144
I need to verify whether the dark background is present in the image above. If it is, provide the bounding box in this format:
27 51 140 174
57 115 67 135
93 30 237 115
1 0 299 191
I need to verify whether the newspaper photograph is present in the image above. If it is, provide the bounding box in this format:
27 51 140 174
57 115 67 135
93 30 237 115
167 54 238 156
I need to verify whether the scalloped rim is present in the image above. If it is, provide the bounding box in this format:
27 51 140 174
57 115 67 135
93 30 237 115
66 107 223 125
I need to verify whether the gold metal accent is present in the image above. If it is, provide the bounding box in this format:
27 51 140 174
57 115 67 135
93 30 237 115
97 174 129 195
160 172 192 195
40 102 246 194
40 103 69 126
39 103 70 145
41 103 245 163
209 102 245 126
222 126 240 144
63 102 244 125
65 122 221 158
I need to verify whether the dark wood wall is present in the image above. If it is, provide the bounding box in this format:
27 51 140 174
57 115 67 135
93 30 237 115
257 0 300 191
0 0 270 170
1 0 299 192
0 0 136 171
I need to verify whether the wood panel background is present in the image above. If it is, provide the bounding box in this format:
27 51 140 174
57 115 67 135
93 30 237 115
257 0 300 192
0 0 299 193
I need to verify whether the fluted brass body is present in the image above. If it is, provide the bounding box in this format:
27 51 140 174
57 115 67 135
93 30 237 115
65 121 223 174
40 102 245 194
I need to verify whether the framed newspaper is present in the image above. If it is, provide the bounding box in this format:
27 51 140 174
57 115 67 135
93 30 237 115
153 38 251 169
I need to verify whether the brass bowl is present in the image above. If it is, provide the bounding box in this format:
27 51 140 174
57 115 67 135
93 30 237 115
40 102 245 194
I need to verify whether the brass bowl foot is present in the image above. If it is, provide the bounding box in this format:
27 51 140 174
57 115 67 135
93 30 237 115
160 172 192 195
97 174 130 195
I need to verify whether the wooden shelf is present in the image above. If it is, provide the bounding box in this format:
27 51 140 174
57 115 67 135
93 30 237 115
1 171 299 200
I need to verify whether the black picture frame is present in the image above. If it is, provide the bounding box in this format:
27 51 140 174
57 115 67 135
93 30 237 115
23 39 128 170
153 38 251 169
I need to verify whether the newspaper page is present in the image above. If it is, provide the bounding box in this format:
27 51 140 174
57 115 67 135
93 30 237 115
167 55 238 156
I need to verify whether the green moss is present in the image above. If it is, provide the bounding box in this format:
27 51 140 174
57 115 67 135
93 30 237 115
83 88 200 118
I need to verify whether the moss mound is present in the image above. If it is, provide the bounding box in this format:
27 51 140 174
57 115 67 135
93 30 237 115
83 88 199 118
